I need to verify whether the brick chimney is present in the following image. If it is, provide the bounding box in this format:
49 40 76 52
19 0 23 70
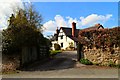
95 23 100 27
72 22 76 37
95 23 104 29
56 27 59 35
56 27 59 41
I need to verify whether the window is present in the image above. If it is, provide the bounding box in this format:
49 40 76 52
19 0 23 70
61 35 63 39
61 43 63 47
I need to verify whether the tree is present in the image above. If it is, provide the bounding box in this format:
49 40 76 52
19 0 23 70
44 37 52 47
2 5 45 55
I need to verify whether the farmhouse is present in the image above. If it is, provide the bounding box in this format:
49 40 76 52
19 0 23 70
51 22 104 50
51 22 79 50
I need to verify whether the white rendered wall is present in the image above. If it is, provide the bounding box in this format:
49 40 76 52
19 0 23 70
58 29 76 50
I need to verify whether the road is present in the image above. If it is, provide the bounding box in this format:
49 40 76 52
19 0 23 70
2 51 119 78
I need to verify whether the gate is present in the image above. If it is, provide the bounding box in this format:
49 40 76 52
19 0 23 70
20 46 50 67
77 42 84 61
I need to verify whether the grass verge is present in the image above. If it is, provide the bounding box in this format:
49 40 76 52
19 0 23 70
50 50 62 56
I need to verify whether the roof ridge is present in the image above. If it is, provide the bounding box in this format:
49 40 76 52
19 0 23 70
60 27 80 30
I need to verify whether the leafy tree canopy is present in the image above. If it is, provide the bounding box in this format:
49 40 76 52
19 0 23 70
2 5 46 54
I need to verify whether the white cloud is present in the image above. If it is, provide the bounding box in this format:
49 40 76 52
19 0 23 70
0 0 24 30
43 15 68 35
80 14 112 26
43 20 57 31
54 15 67 27
43 14 112 36
66 16 78 27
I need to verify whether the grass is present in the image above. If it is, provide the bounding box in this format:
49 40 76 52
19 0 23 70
50 50 62 56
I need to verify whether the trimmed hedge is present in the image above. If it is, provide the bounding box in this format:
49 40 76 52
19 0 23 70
78 27 120 49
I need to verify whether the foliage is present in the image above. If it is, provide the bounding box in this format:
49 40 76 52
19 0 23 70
80 58 93 65
108 60 116 67
54 43 61 50
50 50 62 56
108 60 120 68
44 37 52 47
2 6 46 55
78 27 120 49
69 42 74 48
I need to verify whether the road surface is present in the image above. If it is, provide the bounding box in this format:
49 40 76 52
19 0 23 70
2 51 119 78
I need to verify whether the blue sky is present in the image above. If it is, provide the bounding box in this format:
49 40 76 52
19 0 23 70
33 2 117 23
0 1 118 37
32 2 118 36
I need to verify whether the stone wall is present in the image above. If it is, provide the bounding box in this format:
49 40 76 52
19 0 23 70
83 47 120 65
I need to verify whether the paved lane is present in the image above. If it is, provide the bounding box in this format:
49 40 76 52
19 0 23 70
19 51 77 71
2 51 118 78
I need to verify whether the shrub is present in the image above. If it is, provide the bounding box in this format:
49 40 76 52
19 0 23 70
108 60 120 68
108 60 115 67
54 43 61 50
50 50 62 56
80 58 93 65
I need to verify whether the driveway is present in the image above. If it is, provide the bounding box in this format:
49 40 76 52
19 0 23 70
2 51 118 78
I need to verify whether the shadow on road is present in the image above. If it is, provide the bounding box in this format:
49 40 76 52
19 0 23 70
21 51 77 71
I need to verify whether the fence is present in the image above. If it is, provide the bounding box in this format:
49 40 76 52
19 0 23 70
21 46 50 67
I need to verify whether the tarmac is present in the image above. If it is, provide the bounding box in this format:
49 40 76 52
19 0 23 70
2 51 119 79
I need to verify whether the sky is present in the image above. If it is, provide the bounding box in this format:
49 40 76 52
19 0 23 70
0 0 119 37
32 2 118 36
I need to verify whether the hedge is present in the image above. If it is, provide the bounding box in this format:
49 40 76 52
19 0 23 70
78 27 120 49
